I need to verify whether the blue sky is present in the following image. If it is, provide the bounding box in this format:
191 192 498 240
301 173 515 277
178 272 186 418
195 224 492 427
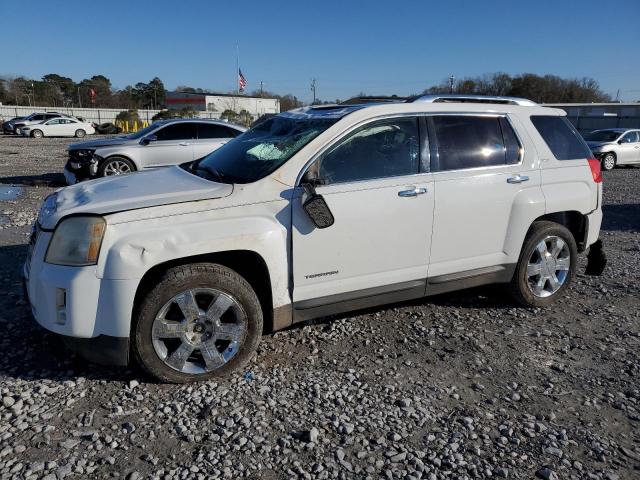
1 0 639 102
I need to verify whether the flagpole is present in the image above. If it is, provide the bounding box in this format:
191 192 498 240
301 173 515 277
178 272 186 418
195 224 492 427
236 43 239 95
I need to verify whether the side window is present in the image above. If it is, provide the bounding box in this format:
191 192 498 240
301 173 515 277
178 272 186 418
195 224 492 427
155 123 197 141
429 115 507 171
32 115 45 121
197 124 238 139
530 115 591 160
46 119 61 125
316 117 420 184
499 117 523 164
620 132 639 143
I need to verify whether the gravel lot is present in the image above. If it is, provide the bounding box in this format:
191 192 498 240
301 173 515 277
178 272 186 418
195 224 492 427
0 134 639 480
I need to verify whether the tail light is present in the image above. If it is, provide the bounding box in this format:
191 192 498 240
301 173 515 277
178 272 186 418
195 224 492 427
588 158 602 183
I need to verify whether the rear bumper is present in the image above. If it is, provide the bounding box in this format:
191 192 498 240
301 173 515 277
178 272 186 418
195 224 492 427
585 208 602 248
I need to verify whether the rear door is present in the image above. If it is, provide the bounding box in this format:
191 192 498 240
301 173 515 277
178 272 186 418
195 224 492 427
138 122 196 167
192 123 239 159
427 114 541 279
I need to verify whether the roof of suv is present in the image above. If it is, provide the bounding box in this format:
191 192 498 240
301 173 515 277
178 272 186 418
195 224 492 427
285 95 559 121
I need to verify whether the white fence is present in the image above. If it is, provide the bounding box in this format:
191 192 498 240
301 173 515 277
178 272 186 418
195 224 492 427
0 105 163 124
0 105 231 124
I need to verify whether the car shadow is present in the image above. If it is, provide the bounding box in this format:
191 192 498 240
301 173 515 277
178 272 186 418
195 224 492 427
0 244 132 383
0 173 66 187
601 203 640 232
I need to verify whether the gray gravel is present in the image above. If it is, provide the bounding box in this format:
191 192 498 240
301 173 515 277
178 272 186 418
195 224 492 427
1 134 639 479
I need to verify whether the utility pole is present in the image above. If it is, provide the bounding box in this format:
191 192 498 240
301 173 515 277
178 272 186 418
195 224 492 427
77 87 82 108
31 83 36 107
449 75 455 94
615 89 620 102
310 78 317 104
260 81 264 97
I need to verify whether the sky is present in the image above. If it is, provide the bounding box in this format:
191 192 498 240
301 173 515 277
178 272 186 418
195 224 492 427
1 0 639 102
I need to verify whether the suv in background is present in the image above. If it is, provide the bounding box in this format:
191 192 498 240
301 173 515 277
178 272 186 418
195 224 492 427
584 128 640 170
64 118 246 184
25 95 605 383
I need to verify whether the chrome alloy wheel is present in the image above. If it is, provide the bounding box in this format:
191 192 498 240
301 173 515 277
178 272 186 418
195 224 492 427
103 160 132 176
603 153 615 171
526 235 571 298
152 288 247 374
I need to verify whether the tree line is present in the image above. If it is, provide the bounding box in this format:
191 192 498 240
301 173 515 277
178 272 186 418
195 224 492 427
422 72 612 103
0 71 616 112
0 74 167 110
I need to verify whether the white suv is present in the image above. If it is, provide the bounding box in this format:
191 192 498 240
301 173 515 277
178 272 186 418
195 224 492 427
24 95 605 383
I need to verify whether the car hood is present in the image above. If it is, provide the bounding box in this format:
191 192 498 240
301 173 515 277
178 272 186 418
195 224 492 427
39 166 233 229
68 136 132 150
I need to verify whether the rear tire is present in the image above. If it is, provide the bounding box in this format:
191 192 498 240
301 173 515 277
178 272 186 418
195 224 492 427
601 152 616 171
509 221 577 307
75 129 86 138
99 156 136 177
31 129 43 139
133 263 263 383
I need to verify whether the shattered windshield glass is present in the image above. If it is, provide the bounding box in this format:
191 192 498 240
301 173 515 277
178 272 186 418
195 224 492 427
192 115 338 183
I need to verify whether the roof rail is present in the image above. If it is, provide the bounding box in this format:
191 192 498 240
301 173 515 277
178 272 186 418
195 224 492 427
409 94 537 106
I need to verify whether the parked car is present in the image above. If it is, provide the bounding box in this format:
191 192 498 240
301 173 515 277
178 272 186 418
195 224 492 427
4 112 69 134
64 119 247 184
584 128 640 170
20 117 96 138
25 95 605 383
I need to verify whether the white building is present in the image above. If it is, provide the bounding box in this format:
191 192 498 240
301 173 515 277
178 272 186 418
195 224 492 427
166 91 280 119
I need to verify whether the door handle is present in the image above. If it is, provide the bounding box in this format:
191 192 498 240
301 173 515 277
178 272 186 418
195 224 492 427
398 186 427 197
179 142 189 146
507 175 529 184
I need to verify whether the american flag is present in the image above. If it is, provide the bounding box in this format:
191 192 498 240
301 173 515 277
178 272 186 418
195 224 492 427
238 69 247 92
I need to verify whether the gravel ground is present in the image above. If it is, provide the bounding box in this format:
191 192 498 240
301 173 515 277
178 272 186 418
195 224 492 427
0 134 639 480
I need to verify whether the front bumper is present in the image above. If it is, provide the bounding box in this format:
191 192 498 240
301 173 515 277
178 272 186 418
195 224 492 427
64 159 97 183
23 227 137 366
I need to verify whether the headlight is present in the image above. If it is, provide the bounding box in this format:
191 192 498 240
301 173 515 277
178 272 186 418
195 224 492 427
45 216 106 266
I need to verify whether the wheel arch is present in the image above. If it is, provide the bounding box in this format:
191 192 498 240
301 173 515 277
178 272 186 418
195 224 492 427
101 153 139 171
531 210 588 252
132 250 276 334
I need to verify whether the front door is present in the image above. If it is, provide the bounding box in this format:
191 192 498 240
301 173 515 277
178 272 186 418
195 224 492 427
138 122 196 168
292 117 434 310
617 131 640 164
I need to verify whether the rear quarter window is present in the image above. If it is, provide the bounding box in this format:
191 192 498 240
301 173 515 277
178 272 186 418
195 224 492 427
530 115 591 160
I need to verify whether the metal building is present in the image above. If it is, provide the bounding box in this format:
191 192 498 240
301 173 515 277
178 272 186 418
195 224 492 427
165 91 280 119
545 103 640 135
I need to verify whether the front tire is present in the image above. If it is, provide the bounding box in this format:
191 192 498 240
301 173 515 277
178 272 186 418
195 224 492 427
99 156 136 177
509 221 577 307
75 129 86 138
601 152 616 171
31 129 43 138
133 263 263 383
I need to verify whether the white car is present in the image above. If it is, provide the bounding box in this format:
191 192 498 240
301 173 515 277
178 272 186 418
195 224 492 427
24 95 605 383
21 117 95 138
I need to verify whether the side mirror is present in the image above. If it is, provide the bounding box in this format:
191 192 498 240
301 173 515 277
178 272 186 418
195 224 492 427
301 170 334 229
141 134 157 145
